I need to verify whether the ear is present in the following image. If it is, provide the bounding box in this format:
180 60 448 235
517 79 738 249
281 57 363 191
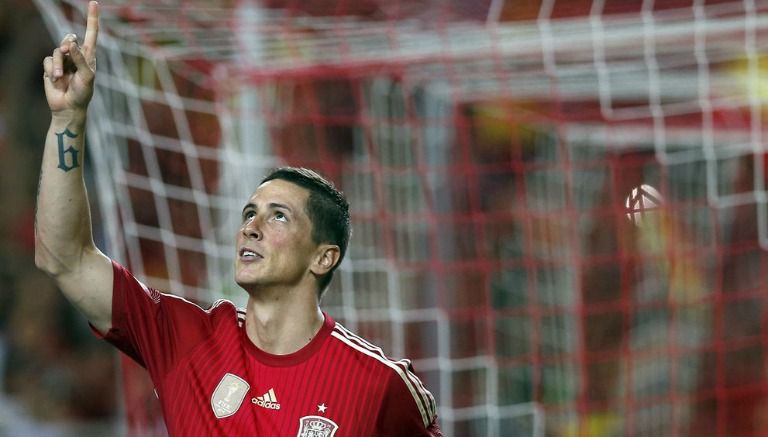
310 244 341 276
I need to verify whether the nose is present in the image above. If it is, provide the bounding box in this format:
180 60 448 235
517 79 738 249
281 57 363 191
241 216 262 240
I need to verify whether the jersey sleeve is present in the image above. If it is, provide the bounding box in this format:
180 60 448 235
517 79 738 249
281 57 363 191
376 360 443 437
95 260 214 381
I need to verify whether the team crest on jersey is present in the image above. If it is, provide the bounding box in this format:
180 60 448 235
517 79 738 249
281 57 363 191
211 373 250 419
296 415 339 437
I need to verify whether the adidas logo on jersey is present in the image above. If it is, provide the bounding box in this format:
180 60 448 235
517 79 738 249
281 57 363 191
252 388 281 410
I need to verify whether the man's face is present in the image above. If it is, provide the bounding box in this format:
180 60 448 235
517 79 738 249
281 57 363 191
235 179 318 291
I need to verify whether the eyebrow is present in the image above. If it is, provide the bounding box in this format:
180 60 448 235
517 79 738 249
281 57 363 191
241 202 293 215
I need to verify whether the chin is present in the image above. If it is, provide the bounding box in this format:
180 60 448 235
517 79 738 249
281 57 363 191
236 269 272 287
235 274 256 285
234 270 257 287
235 262 257 279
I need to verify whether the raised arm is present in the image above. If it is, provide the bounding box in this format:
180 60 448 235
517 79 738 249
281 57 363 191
35 1 113 333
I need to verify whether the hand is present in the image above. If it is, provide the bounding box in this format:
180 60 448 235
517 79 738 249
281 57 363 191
42 1 99 114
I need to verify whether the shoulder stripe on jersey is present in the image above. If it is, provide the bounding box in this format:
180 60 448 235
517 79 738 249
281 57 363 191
393 358 436 418
330 332 433 427
331 327 436 427
334 324 437 419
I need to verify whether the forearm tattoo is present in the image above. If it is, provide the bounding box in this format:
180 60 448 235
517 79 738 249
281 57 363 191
56 128 80 172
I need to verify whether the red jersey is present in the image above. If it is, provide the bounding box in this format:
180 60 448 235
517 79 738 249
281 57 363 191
98 261 442 436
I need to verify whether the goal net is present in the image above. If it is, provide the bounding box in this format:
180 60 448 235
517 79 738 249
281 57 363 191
36 0 768 436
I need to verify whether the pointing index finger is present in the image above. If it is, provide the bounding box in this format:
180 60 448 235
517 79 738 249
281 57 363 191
83 1 99 51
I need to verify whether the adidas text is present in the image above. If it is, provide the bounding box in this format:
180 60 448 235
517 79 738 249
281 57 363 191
252 398 281 410
252 389 281 410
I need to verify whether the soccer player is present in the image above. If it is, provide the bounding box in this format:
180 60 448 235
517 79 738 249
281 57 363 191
35 2 442 435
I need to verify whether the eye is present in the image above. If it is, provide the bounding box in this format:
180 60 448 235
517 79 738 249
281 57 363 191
273 211 287 222
242 210 256 222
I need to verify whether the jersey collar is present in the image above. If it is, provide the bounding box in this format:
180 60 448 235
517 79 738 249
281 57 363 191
240 311 335 366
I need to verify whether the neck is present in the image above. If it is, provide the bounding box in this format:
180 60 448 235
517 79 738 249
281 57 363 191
244 285 324 355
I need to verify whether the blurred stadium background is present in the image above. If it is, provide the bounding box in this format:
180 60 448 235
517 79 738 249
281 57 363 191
3 0 768 436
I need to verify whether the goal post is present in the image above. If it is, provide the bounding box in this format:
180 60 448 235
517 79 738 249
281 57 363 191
36 1 768 436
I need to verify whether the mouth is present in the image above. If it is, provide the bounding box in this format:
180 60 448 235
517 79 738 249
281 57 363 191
239 247 263 262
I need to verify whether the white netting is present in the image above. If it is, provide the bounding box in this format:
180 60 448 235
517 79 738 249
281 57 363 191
36 1 768 436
